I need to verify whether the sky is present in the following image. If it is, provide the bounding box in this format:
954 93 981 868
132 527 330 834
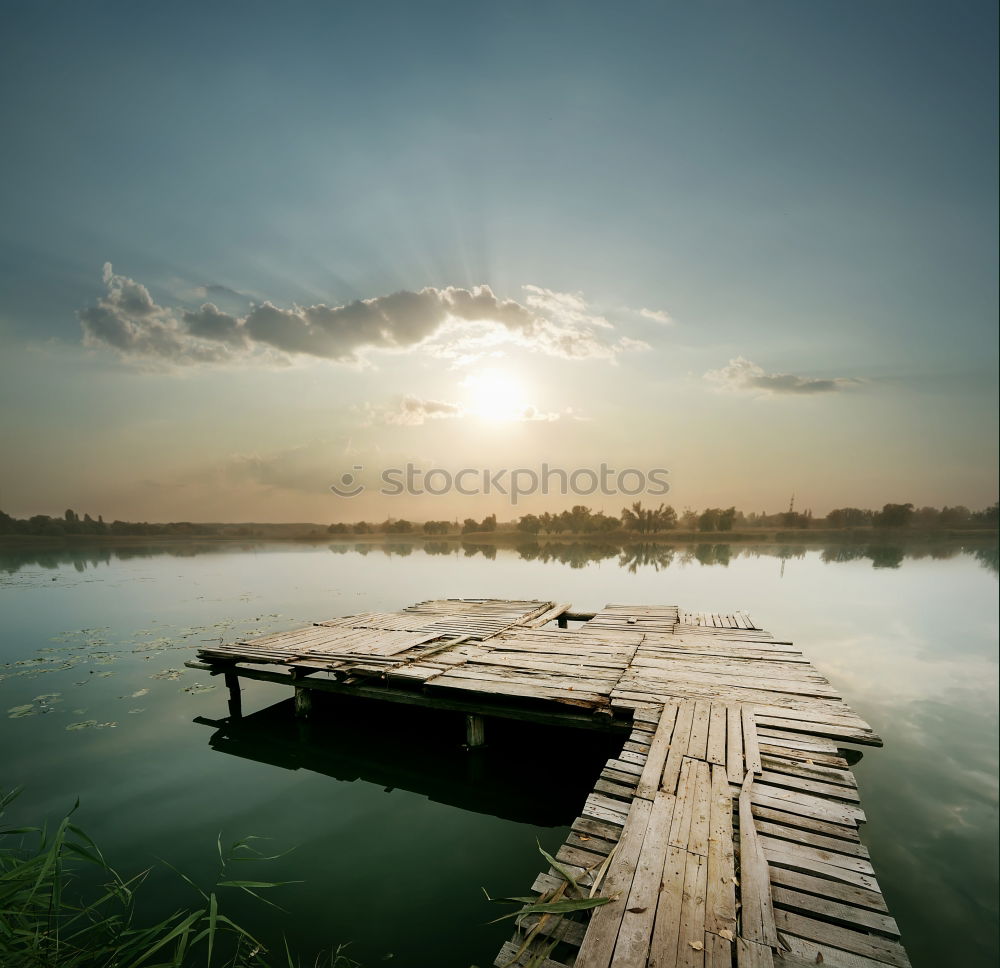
1 0 997 522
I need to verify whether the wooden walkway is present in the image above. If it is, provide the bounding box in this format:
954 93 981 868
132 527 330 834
188 599 907 968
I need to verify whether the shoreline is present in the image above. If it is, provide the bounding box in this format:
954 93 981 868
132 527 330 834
1 527 995 549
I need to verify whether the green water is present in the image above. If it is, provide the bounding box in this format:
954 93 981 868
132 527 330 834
1 539 997 967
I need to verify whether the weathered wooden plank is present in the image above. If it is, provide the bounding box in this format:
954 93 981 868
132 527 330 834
705 765 737 936
758 743 849 769
775 910 911 967
742 706 763 776
517 912 587 946
756 713 881 746
756 729 841 753
704 931 734 968
706 703 727 765
763 847 880 892
647 845 689 968
573 796 655 968
768 867 888 913
750 800 856 847
636 703 679 800
771 886 899 937
726 702 745 784
566 828 617 855
754 820 869 858
736 938 775 967
494 940 569 968
687 700 712 759
757 771 861 803
758 836 874 875
760 754 858 788
571 814 624 842
668 758 698 850
687 760 713 857
630 664 840 699
603 765 642 786
677 851 708 968
584 793 629 825
429 672 608 706
611 791 677 966
738 773 779 947
556 842 610 870
751 785 865 826
607 757 644 777
662 701 696 794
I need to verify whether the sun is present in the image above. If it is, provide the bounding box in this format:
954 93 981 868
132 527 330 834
463 368 528 422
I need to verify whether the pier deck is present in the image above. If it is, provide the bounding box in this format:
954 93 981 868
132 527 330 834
188 598 907 968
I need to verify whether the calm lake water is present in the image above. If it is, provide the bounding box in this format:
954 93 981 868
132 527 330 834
1 539 997 967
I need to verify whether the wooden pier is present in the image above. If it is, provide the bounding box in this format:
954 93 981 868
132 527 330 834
187 598 909 968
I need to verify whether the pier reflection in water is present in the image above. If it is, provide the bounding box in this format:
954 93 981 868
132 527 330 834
196 694 626 827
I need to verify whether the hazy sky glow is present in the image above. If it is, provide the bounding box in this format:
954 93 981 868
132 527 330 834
1 0 996 521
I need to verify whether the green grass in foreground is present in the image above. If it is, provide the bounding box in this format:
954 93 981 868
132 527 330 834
0 789 359 968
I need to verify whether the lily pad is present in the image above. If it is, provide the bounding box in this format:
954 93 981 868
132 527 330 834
151 669 184 681
182 682 217 695
7 705 36 719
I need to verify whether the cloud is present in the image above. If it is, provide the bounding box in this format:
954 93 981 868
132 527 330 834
638 307 673 325
383 396 464 426
704 356 859 395
360 396 580 427
517 404 569 422
79 265 647 368
79 264 235 364
202 283 249 300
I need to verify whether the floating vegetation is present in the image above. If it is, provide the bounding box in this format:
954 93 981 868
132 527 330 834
33 693 63 705
151 668 184 680
182 682 217 695
7 694 63 718
2 614 290 731
132 636 173 652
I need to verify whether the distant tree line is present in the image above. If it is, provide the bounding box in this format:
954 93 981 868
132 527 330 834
0 509 222 537
825 503 998 529
324 501 996 537
3 500 995 540
327 514 498 536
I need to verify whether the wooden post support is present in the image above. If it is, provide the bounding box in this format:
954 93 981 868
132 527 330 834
557 614 569 629
224 671 242 719
465 713 486 748
294 685 313 719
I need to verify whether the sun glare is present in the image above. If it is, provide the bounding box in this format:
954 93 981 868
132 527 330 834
464 368 528 422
